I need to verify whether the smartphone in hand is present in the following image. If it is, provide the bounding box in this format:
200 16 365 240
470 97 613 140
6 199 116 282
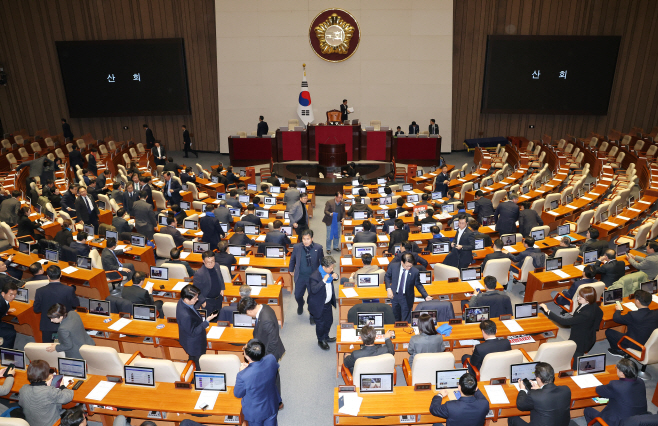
522 378 532 391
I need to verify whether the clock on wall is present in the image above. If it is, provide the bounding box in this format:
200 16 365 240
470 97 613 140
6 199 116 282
309 9 360 63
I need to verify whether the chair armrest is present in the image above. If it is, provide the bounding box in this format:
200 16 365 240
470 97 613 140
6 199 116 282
618 336 645 361
16 235 35 243
232 274 243 285
181 360 195 382
106 270 124 282
510 264 521 272
553 291 572 313
125 351 144 365
402 358 412 386
462 357 480 381
274 277 284 286
588 417 611 426
341 364 353 386
519 348 533 362
393 368 397 385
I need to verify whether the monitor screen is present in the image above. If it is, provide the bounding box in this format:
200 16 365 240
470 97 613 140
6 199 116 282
246 273 267 287
84 225 95 236
616 243 630 257
402 184 412 191
352 187 361 195
522 185 530 194
482 216 495 226
565 194 573 204
546 258 562 272
133 304 156 321
183 219 198 230
377 178 386 185
407 194 419 203
211 176 219 184
603 288 623 305
432 243 450 254
106 230 118 241
353 211 368 220
557 224 570 236
18 241 30 254
45 249 59 263
240 170 246 177
159 215 168 226
352 179 359 186
97 200 106 211
360 373 393 393
641 280 658 294
131 235 145 247
411 310 437 327
233 312 255 328
124 366 155 386
15 288 28 304
216 192 226 200
238 195 250 204
89 299 110 316
474 239 484 250
247 184 257 191
266 246 285 259
501 234 516 246
443 204 454 213
356 274 380 288
230 208 241 217
510 362 538 384
280 226 292 236
461 267 481 282
460 170 466 178
421 223 437 233
378 186 386 194
76 256 91 270
255 210 267 218
220 223 229 233
464 307 490 324
193 242 210 253
416 170 423 177
583 250 598 264
577 353 606 375
180 201 190 210
193 372 227 392
514 302 538 319
0 349 26 370
550 200 559 210
354 246 374 258
270 186 281 194
353 226 364 234
264 196 276 205
379 196 392 205
357 312 384 329
228 245 246 256
150 266 169 281
473 182 480 190
431 192 443 200
467 201 476 210
435 369 468 390
419 271 432 284
58 357 86 379
244 225 258 235
531 229 545 241
600 211 609 222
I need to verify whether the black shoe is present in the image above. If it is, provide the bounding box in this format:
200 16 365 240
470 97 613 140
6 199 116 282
333 248 341 253
326 336 337 342
607 348 623 357
297 306 303 315
318 340 330 350
327 250 331 255
310 317 315 325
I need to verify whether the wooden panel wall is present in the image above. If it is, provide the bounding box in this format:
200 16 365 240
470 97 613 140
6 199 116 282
0 0 219 151
452 0 658 150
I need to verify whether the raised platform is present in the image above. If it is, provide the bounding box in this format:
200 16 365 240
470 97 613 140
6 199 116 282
272 162 394 195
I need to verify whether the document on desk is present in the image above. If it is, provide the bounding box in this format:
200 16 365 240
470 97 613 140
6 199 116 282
172 282 187 291
378 257 389 265
176 228 188 234
115 245 127 251
406 203 414 208
459 339 481 346
503 246 517 253
207 326 225 340
467 281 484 291
62 266 78 274
377 235 388 242
195 231 204 236
653 295 658 305
86 381 116 401
341 257 353 266
582 197 593 201
255 235 266 242
552 270 572 279
488 225 497 231
501 319 524 333
343 220 352 225
602 221 618 227
547 211 560 216
571 374 603 389
341 328 357 342
108 318 132 331
338 392 363 416
341 288 359 298
238 257 250 265
180 252 190 259
250 287 262 296
484 385 510 404
195 390 220 410
575 264 585 271
623 302 638 311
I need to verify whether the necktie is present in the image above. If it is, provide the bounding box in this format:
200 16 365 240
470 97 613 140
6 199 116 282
85 197 92 213
397 269 408 294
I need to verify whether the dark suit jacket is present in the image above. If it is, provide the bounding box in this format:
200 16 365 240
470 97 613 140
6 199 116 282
87 154 97 175
180 172 196 185
257 121 269 137
515 383 572 426
241 214 262 227
429 123 439 135
594 378 647 426
145 128 155 144
467 337 512 373
69 149 83 171
495 201 519 236
444 228 475 268
0 198 20 226
474 197 495 223
112 217 132 235
163 178 182 206
183 129 191 144
214 252 236 272
122 191 139 215
233 354 280 422
519 209 544 238
54 228 73 247
70 241 91 257
322 199 345 226
384 263 429 308
429 390 490 426
354 231 377 243
122 285 155 306
580 238 610 257
193 265 225 313
343 339 394 373
164 162 181 176
434 172 450 195
253 304 285 360
594 259 625 287
176 299 209 357
388 228 409 253
389 252 428 268
152 146 166 165
511 247 545 269
408 124 419 134
74 196 99 225
548 303 603 355
16 216 40 238
308 269 336 320
468 291 513 318
612 308 658 346
340 104 349 121
33 282 79 332
199 215 226 249
160 225 185 247
61 191 77 216
264 230 291 247
62 122 74 139
288 242 324 283
228 233 255 246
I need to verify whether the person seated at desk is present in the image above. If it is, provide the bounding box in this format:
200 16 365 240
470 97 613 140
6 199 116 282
425 225 449 250
353 220 377 243
480 238 515 274
341 162 357 177
42 179 62 208
390 242 428 270
266 172 280 186
229 225 255 246
473 190 494 224
241 204 262 227
584 358 647 426
414 208 436 227
163 157 182 177
465 275 512 318
236 182 248 195
45 303 95 359
101 237 135 282
429 373 489 426
593 248 626 288
408 313 444 366
159 216 185 247
252 196 262 209
342 325 395 373
408 121 419 135
17 206 43 241
455 203 472 219
508 362 571 426
0 282 18 349
70 231 91 257
606 289 658 357
416 193 431 207
382 208 404 234
579 227 610 257
257 183 272 197
295 174 306 189
347 196 373 219
26 262 47 282
626 240 658 281
283 182 301 205
200 208 226 249
444 189 459 205
169 247 195 278
180 166 197 186
555 264 597 308
510 237 545 270
112 208 132 235
54 218 74 247
429 119 439 135
18 359 74 426
211 167 229 186
518 201 543 239
226 166 239 186
226 189 241 209
388 219 410 253
82 168 94 185
468 218 491 248
395 126 404 136
550 236 576 258
215 241 237 273
341 253 381 284
265 220 291 247
462 319 512 376
121 270 164 318
219 284 251 323
394 197 406 215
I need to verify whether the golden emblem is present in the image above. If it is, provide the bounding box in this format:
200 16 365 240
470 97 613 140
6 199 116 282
313 13 355 55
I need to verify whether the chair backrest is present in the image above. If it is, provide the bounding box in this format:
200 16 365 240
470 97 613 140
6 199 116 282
639 329 658 365
353 354 395 389
633 222 652 249
491 190 506 209
482 258 511 287
554 248 580 266
161 262 189 279
594 202 610 223
557 139 566 149
89 248 102 269
31 141 41 153
1 139 11 149
129 147 138 158
369 120 381 131
0 418 30 426
108 140 117 150
573 209 594 233
76 139 86 149
98 144 108 155
646 145 657 157
24 280 49 300
352 243 376 259
80 345 129 377
0 222 16 248
245 267 274 284
615 152 625 163
532 341 577 372
479 349 524 381
433 263 460 281
633 140 644 151
516 256 535 282
411 353 456 385
24 342 65 367
18 147 28 159
589 136 598 147
136 142 146 153
153 234 176 259
599 141 609 152
152 190 167 210
163 301 177 319
134 358 192 383
123 153 131 164
529 198 544 217
199 354 241 386
608 196 622 217
526 141 534 152
543 194 560 210
460 182 473 201
564 143 573 154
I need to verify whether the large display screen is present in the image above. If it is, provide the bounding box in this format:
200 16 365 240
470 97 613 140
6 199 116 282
481 36 621 115
56 39 191 117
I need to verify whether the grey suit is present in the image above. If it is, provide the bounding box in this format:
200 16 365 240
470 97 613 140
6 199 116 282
343 339 395 373
18 384 74 426
54 310 95 359
16 156 52 179
0 197 20 226
213 206 233 223
101 247 135 281
112 216 132 235
289 200 308 232
283 188 300 205
627 252 658 281
408 333 444 366
133 199 157 240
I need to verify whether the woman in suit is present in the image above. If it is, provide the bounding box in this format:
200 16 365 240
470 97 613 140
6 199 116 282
45 303 95 359
54 219 74 247
540 286 603 368
19 359 74 426
16 206 42 240
408 313 444 365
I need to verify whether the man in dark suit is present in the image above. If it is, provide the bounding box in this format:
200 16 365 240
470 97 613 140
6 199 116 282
140 176 154 206
434 165 450 196
606 289 658 356
101 237 135 282
0 281 19 348
0 190 21 226
580 227 610 257
594 249 626 288
26 263 47 282
495 192 520 237
180 167 197 186
182 125 198 158
193 251 225 315
70 232 91 257
133 191 157 240
466 276 513 318
388 219 410 253
143 124 155 149
121 271 163 318
468 218 492 248
163 172 182 207
61 118 74 140
152 141 166 166
265 220 291 248
555 265 598 307
74 186 100 233
429 119 439 135
213 201 233 224
343 325 395 373
112 208 132 235
346 196 373 219
518 202 544 238
550 236 577 258
462 320 512 375
228 225 254 246
289 229 324 322
308 256 339 350
33 265 80 342
408 121 419 134
61 185 78 219
394 126 404 136
425 225 450 251
389 242 429 270
241 204 262 227
509 362 571 426
68 145 83 173
444 214 475 269
163 157 182 176
257 116 269 137
160 216 185 247
234 339 281 422
176 284 218 369
86 178 101 203
429 373 490 426
473 190 495 224
122 182 139 216
340 99 350 122
385 253 432 322
353 220 377 243
168 248 195 278
510 237 546 270
214 241 236 272
584 359 647 426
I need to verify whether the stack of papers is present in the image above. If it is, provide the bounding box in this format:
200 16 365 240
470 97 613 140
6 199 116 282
341 258 353 266
623 302 638 311
341 288 358 298
378 257 389 265
108 318 132 331
503 246 517 253
207 326 225 339
602 221 618 227
338 392 363 416
467 281 484 291
172 282 187 291
575 265 585 271
195 390 220 410
377 235 388 242
483 385 510 404
547 211 560 216
501 319 524 333
571 374 603 389
62 266 78 274
652 295 658 305
180 252 190 259
238 258 250 265
341 329 357 342
617 216 631 221
459 339 481 346
143 281 154 292
250 287 262 296
115 245 127 251
343 220 352 225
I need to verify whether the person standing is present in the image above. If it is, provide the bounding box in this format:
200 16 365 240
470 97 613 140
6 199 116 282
182 125 198 158
151 141 166 166
385 253 432 322
408 121 419 134
308 256 338 350
434 165 450 196
323 192 344 255
45 304 95 359
163 172 182 206
133 191 157 240
143 124 155 149
0 190 21 226
193 251 225 315
234 339 281 425
340 99 349 122
429 373 489 426
443 214 475 269
33 265 79 343
257 116 269 137
61 118 74 140
495 192 520 237
200 210 226 249
0 282 18 348
177 284 218 369
283 182 301 205
15 153 53 184
518 202 543 238
289 229 324 322
289 192 310 235
429 119 439 135
74 186 100 234
122 182 138 216
68 145 83 173
473 190 494 224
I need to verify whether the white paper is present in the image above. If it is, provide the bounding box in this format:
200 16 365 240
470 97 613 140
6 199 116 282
575 264 585 271
484 187 494 191
377 235 388 242
617 216 631 221
502 320 524 333
115 245 127 251
566 205 577 209
341 288 359 298
338 392 363 416
85 381 116 401
62 266 78 274
37 259 49 264
623 302 638 311
262 205 271 210
207 326 225 339
504 246 517 253
639 200 651 205
172 282 187 291
602 221 618 227
487 225 496 231
143 281 154 292
459 340 481 346
629 208 641 213
180 252 190 259
484 385 510 404
195 390 220 410
582 197 593 201
195 231 203 236
256 235 266 242
250 287 262 296
571 374 603 389
547 211 560 216
176 228 188 234
343 220 352 225
467 280 484 291
378 257 389 265
341 328 357 342
347 107 354 113
653 295 658 304
341 258 353 266
519 195 529 200
238 257 250 265
108 318 132 331
405 203 414 207
513 381 537 391
552 270 571 279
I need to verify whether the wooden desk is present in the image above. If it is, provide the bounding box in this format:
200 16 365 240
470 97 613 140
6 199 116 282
231 254 293 294
464 169 528 202
591 197 658 239
3 299 42 342
598 293 658 340
86 239 156 274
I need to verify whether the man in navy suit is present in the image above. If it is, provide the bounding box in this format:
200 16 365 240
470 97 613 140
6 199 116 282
385 253 432 322
462 320 512 375
606 289 658 356
434 165 450 196
444 214 475 269
68 145 83 172
122 182 139 216
33 265 79 343
176 284 218 370
584 359 647 426
264 220 291 247
61 118 74 140
340 99 350 122
234 339 281 426
70 232 91 257
408 121 419 134
86 149 98 176
555 265 598 307
289 229 324 323
163 172 182 207
495 192 520 237
308 256 339 350
60 185 78 219
429 372 490 426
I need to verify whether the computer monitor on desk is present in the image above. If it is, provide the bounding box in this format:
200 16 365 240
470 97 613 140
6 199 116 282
58 357 86 380
131 235 145 247
464 306 489 324
246 273 267 287
45 249 58 263
411 310 437 326
531 229 545 241
354 246 374 258
436 369 467 390
432 242 450 255
266 246 285 259
514 302 538 319
133 304 157 321
616 243 630 257
356 312 384 331
545 258 561 272
510 362 538 384
83 225 95 237
150 266 168 281
193 372 227 392
641 280 658 294
460 267 481 282
583 250 598 265
124 366 155 387
228 245 246 257
1 348 26 370
356 274 379 288
193 242 210 253
577 354 606 375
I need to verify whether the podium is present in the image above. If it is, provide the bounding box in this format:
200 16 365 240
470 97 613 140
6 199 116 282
318 143 346 167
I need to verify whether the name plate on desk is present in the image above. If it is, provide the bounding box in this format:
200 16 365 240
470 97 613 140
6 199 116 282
343 282 355 288
340 323 355 329
400 415 417 423
395 321 409 328
174 381 192 389
279 268 289 272
448 277 459 283
217 321 230 327
414 383 431 391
